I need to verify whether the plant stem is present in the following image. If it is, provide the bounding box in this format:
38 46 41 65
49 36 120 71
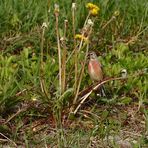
40 25 50 99
102 16 116 30
78 13 90 52
73 42 89 105
72 17 93 106
55 13 62 95
72 4 78 94
61 20 68 93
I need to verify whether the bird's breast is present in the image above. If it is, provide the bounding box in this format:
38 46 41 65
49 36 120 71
88 60 103 81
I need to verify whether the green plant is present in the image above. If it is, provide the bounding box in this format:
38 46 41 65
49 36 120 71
0 0 147 147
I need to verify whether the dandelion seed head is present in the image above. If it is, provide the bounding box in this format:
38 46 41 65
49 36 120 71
54 3 59 13
87 19 94 26
42 22 48 28
72 3 76 9
60 37 64 41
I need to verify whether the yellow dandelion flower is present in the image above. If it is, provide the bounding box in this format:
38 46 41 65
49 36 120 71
90 9 99 16
75 34 83 39
86 3 100 16
86 3 94 9
75 34 88 42
114 10 120 17
86 3 100 11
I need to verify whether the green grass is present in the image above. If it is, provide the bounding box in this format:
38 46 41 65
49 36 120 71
0 0 148 147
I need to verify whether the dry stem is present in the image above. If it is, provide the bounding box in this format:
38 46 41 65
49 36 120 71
55 13 62 95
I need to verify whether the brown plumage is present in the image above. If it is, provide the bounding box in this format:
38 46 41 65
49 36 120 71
88 51 103 82
88 51 106 97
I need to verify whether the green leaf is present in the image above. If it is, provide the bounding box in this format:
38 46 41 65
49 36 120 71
120 97 132 105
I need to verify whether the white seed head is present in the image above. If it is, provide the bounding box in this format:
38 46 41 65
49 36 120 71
72 3 76 9
87 19 94 26
42 22 48 28
121 69 127 78
54 3 59 12
60 37 64 41
64 19 68 23
54 4 59 9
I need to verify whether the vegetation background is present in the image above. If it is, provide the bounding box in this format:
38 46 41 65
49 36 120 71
0 0 147 147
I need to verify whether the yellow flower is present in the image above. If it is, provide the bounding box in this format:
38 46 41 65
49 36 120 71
86 3 94 9
75 34 82 39
90 9 99 16
114 10 120 17
86 3 100 10
75 34 88 42
86 3 100 16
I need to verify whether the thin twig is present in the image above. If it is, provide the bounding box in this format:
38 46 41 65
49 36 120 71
0 132 17 147
15 88 27 96
102 16 116 30
73 77 127 114
4 107 28 124
126 26 148 45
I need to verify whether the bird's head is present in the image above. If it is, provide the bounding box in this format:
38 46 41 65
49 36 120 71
88 51 97 60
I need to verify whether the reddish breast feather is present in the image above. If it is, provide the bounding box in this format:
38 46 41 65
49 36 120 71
88 60 100 75
89 60 101 70
88 60 103 81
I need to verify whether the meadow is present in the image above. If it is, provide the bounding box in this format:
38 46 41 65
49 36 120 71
0 0 148 147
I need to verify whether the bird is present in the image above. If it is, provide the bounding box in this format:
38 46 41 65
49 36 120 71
88 51 106 97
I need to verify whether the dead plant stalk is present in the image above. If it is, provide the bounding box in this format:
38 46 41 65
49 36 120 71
55 12 62 95
61 20 68 93
40 24 49 99
72 3 78 94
